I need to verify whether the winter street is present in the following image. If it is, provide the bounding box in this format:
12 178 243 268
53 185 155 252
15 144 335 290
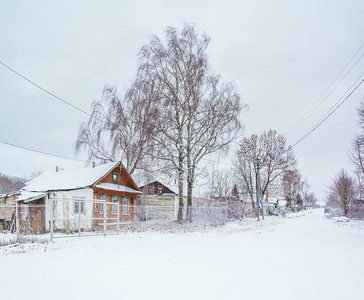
1 2 363 300
1 209 364 300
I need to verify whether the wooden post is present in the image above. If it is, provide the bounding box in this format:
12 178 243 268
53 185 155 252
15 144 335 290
15 201 19 238
117 201 120 235
50 196 54 242
78 200 81 238
103 199 107 235
145 204 148 223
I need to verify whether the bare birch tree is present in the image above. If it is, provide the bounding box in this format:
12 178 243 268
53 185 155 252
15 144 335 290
281 168 302 211
75 79 159 175
138 24 242 222
185 77 242 221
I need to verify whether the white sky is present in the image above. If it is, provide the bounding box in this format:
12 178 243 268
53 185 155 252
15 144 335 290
0 0 363 200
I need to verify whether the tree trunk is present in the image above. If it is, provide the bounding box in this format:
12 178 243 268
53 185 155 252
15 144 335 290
177 156 184 223
186 139 192 223
186 180 193 223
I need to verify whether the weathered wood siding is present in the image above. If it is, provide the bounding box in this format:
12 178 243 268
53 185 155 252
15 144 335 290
92 188 137 225
139 194 176 209
139 181 176 196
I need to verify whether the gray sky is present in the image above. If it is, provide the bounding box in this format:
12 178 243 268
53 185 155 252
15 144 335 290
0 0 363 201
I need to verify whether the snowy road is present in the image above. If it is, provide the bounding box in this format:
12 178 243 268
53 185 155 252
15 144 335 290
1 209 364 300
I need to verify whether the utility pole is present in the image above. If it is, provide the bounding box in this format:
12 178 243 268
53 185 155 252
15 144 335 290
258 158 264 219
294 181 297 213
256 158 263 220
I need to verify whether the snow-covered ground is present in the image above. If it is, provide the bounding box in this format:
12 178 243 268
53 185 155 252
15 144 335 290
1 209 364 300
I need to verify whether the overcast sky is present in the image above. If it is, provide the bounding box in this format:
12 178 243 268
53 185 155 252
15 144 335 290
0 0 363 200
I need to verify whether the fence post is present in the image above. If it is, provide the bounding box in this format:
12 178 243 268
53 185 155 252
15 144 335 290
103 199 107 235
78 200 81 238
204 206 206 227
145 205 148 223
117 202 120 235
50 197 54 242
15 201 19 238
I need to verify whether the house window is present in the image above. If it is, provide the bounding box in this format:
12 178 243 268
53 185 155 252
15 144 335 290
100 194 108 214
112 196 119 215
122 197 129 216
112 172 119 183
21 205 29 220
74 199 84 213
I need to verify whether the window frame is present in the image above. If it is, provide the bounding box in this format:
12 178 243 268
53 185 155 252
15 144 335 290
73 197 85 214
111 196 120 215
122 197 129 216
112 172 119 183
100 194 108 214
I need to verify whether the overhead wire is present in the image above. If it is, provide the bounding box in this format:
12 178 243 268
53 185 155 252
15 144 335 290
0 140 84 162
291 74 364 148
285 42 364 137
0 60 121 162
203 72 364 167
1 50 363 168
0 60 91 117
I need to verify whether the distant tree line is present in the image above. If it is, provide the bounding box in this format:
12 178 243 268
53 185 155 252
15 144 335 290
0 173 25 194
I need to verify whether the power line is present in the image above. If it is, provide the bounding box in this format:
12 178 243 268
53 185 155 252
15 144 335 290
0 60 134 126
0 60 125 161
291 76 364 149
285 42 364 137
286 53 363 138
205 75 364 168
0 140 84 162
0 60 91 117
308 72 364 131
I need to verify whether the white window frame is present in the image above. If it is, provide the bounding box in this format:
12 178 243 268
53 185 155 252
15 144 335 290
74 197 85 214
112 196 119 215
122 197 129 216
100 194 108 214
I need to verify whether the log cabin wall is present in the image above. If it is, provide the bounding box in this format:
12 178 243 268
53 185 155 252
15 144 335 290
99 166 139 191
92 188 137 227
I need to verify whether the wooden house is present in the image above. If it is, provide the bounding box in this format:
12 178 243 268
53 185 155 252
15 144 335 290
139 180 177 196
0 192 19 231
18 162 141 233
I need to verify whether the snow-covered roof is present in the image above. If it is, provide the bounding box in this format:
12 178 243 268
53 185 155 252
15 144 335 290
24 162 120 192
95 183 142 194
0 191 20 198
16 191 47 203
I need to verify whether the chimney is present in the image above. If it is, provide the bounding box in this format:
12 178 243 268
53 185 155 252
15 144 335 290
92 162 95 168
56 166 59 172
